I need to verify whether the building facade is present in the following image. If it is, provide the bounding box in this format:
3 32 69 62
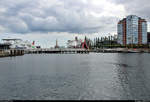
2 39 36 49
117 15 147 45
67 37 83 48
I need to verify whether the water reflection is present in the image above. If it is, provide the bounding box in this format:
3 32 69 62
0 54 150 100
116 53 150 100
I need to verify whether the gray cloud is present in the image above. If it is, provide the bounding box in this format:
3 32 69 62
113 0 150 20
0 0 149 35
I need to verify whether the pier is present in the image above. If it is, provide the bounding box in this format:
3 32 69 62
9 49 24 56
0 43 25 57
26 48 89 54
1 47 150 58
91 48 150 53
0 49 24 57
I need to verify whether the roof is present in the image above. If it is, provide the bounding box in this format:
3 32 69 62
2 39 22 41
0 43 11 46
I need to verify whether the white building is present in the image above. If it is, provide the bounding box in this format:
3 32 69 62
67 37 82 48
2 39 36 49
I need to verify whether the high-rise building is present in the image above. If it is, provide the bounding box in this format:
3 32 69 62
117 15 147 45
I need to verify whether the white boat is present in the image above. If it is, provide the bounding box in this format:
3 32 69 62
2 39 36 50
127 49 141 53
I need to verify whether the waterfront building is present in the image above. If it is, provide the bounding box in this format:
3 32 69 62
148 32 150 44
67 36 91 49
0 43 10 50
117 15 147 45
2 39 36 49
67 37 82 48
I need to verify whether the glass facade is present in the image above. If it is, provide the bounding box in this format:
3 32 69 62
117 23 123 44
117 15 147 45
142 22 147 44
126 15 139 44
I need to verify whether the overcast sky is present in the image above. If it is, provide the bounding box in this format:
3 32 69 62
0 0 150 47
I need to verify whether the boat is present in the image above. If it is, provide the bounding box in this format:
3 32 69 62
2 39 36 50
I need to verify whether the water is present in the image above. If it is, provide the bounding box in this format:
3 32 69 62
0 53 150 100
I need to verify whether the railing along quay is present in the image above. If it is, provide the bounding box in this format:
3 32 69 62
26 48 89 54
90 48 150 53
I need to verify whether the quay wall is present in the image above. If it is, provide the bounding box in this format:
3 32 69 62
1 48 150 58
26 49 90 54
90 48 150 53
0 49 24 58
0 50 10 57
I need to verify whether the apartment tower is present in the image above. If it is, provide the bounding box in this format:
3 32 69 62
117 15 147 45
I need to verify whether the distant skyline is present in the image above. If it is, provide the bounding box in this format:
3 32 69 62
0 0 150 47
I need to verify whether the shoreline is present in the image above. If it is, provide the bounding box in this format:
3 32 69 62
90 48 150 53
0 49 24 58
0 48 150 58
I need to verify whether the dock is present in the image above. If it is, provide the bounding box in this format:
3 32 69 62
26 48 90 54
1 48 150 58
0 49 24 57
91 48 150 53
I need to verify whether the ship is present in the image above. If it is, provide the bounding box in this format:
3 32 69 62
2 39 36 50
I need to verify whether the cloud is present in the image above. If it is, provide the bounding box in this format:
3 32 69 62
112 0 150 20
1 0 150 47
0 0 126 34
